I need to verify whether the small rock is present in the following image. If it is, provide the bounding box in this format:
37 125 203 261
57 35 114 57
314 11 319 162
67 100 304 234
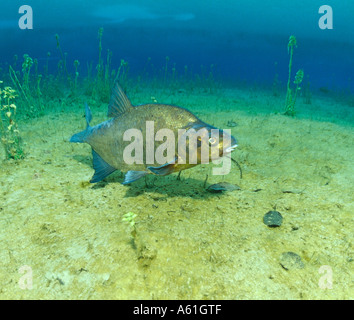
279 252 304 270
207 182 241 193
263 210 283 227
226 120 238 127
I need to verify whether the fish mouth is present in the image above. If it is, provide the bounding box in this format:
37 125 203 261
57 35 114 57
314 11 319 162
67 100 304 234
225 144 238 154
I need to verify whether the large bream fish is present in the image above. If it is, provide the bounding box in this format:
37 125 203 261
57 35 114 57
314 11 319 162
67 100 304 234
70 82 238 184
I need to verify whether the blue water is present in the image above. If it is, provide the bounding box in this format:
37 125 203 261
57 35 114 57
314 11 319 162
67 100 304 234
1 0 354 91
1 1 353 300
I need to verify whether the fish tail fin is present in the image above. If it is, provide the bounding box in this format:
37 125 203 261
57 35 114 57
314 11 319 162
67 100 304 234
69 103 92 143
70 130 87 143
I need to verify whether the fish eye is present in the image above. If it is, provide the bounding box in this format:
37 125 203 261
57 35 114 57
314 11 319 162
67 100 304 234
209 137 217 145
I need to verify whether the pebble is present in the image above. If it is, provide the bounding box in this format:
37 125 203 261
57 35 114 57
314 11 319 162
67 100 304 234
226 120 238 127
263 210 283 227
279 252 305 270
207 182 241 193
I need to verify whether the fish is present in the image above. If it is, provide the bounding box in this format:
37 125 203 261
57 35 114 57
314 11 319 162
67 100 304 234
70 82 238 184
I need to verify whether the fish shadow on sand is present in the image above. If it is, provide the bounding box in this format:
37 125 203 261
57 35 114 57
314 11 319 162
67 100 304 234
97 174 221 199
73 154 230 198
73 154 93 167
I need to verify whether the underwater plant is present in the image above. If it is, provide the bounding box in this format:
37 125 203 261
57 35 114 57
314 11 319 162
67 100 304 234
286 69 304 116
122 212 138 248
44 52 51 79
9 54 44 117
96 27 104 83
272 62 280 96
89 27 130 101
0 82 24 160
55 34 72 87
22 54 33 93
104 49 113 86
303 74 312 104
73 59 80 95
284 35 304 116
164 56 170 85
113 59 129 85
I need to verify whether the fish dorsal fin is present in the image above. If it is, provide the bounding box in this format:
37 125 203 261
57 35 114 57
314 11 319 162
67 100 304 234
107 82 133 117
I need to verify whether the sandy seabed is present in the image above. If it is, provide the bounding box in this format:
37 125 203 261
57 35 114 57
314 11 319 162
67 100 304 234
0 85 353 299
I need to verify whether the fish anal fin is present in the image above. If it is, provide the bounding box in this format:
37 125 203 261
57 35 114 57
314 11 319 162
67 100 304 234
90 150 116 183
107 82 134 117
122 171 148 185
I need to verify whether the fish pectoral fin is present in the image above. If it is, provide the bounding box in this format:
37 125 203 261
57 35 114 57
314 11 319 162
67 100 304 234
90 150 117 183
148 156 177 176
148 163 176 176
122 171 148 185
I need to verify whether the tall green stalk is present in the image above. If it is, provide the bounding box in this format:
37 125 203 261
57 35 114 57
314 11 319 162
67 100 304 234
284 36 304 116
55 34 72 88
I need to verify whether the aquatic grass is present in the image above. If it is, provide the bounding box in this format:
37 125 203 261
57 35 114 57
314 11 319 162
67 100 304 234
44 52 51 79
73 59 80 96
13 54 18 70
122 212 138 249
97 27 104 83
0 83 24 160
284 35 304 116
113 59 129 87
104 49 112 87
285 69 304 116
93 28 114 100
190 64 220 94
9 54 44 118
55 34 73 88
89 28 131 102
164 56 170 86
272 62 280 96
141 57 152 81
1 30 226 121
303 74 312 104
286 36 297 96
22 54 33 93
9 65 30 108
36 74 43 111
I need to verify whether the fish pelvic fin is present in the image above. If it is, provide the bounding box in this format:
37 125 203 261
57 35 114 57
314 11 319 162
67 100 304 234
107 82 134 117
69 103 93 143
122 171 148 185
90 150 117 183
